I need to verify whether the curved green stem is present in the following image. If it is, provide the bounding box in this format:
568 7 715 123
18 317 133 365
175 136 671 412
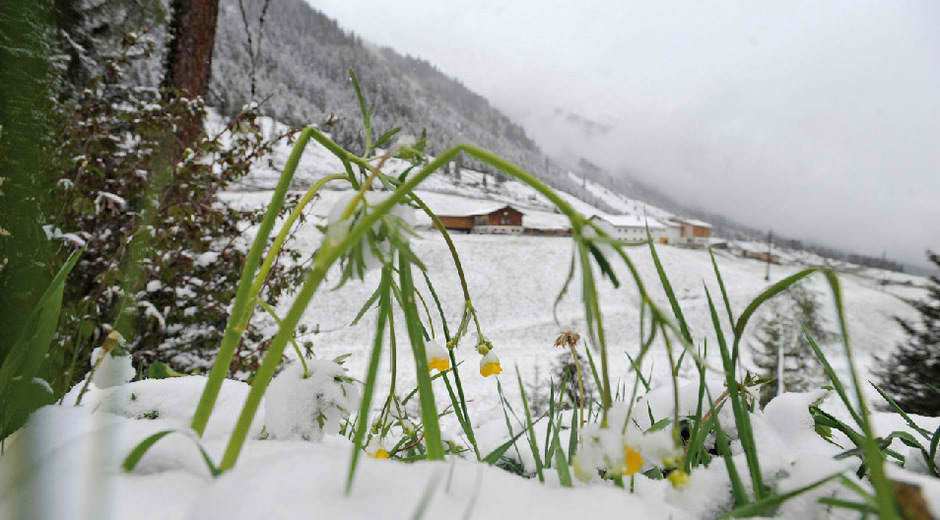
216 139 610 470
248 173 345 300
257 299 308 378
190 127 315 437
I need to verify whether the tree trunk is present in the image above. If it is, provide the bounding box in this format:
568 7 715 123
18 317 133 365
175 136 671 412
163 0 219 148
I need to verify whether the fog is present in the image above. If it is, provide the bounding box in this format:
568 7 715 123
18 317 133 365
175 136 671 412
310 1 940 269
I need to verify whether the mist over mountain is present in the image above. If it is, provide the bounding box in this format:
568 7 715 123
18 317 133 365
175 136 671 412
209 0 612 206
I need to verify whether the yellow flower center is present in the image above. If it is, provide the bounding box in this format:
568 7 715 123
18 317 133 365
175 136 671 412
480 361 502 377
668 469 690 489
372 449 390 459
428 356 450 372
623 447 644 475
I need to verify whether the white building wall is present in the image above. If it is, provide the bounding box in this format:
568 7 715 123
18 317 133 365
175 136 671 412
655 225 680 244
471 225 523 235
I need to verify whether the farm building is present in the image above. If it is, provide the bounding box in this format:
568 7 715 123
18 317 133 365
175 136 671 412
435 204 525 235
742 250 781 264
589 214 675 243
678 218 712 246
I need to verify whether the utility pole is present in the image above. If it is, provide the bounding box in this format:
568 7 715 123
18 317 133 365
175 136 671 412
765 230 773 281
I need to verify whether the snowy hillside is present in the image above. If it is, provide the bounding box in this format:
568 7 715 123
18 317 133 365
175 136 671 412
216 128 930 432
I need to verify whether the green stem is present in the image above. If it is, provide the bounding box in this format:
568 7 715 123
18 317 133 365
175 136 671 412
214 139 614 470
219 244 335 471
398 253 444 460
190 127 315 437
378 307 397 428
248 173 345 300
257 299 308 378
662 323 681 448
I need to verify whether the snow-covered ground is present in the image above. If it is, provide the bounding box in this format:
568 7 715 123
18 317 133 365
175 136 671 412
3 126 937 519
218 186 924 427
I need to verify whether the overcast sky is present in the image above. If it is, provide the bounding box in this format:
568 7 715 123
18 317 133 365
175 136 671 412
309 1 940 269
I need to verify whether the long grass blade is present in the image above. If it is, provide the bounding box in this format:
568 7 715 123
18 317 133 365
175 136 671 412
706 285 765 500
515 365 545 482
123 429 220 477
346 267 391 493
730 267 818 363
399 253 444 460
720 471 843 518
646 230 692 344
870 382 932 440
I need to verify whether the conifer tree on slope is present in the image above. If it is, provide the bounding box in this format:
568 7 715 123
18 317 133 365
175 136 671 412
751 282 833 407
875 251 940 416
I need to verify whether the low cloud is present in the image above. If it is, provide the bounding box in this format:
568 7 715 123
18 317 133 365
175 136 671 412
312 0 940 268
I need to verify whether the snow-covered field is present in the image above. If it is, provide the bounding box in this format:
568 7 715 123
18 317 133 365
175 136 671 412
3 132 937 519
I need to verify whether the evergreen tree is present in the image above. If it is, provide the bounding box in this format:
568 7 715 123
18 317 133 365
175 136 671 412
875 251 940 416
750 282 833 406
551 350 596 410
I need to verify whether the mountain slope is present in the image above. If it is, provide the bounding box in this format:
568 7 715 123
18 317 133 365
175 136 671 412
210 0 599 204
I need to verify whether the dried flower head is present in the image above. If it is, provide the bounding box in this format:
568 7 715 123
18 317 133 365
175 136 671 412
554 330 581 349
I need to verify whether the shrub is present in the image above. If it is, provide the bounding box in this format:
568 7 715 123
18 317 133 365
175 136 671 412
42 35 304 388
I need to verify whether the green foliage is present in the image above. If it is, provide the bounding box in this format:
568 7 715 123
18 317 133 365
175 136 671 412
874 250 940 416
0 250 81 440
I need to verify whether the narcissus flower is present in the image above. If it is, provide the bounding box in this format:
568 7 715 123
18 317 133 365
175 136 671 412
425 340 450 372
373 449 390 459
623 445 644 476
366 436 390 459
479 351 502 377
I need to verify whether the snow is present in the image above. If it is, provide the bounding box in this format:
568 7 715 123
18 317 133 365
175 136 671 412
137 300 166 331
94 191 127 214
89 348 135 389
9 377 936 519
263 361 359 442
680 218 712 229
592 213 666 229
194 251 219 267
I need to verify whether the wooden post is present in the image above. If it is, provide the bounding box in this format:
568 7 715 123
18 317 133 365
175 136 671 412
764 230 773 281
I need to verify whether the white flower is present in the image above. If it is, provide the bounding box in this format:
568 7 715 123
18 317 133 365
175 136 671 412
366 436 390 459
324 191 415 274
479 351 502 377
425 340 450 372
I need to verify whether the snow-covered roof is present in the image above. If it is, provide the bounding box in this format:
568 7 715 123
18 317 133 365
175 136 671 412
432 203 524 218
591 214 665 229
679 218 712 229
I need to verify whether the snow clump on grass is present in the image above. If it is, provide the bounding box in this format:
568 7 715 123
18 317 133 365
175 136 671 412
89 346 135 388
572 403 682 484
263 360 359 442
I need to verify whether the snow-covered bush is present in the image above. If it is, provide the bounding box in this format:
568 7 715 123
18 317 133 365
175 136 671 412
43 35 305 382
263 361 359 442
